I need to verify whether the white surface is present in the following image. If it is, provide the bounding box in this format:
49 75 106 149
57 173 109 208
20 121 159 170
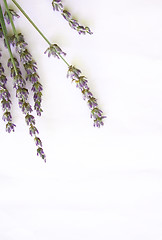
0 0 162 239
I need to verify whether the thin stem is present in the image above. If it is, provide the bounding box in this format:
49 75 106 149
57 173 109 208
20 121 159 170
11 0 70 67
0 4 18 75
3 0 19 39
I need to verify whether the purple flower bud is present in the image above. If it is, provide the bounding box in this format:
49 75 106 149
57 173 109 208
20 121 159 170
21 102 32 114
0 87 10 101
10 67 21 78
31 82 43 93
8 58 19 68
87 97 98 109
37 147 46 162
29 125 39 136
34 92 42 102
90 108 103 119
16 40 28 53
44 44 66 59
13 74 26 89
93 116 106 128
1 99 11 111
6 122 16 133
69 19 79 30
77 26 86 35
4 9 20 24
2 111 12 122
16 87 29 101
25 114 35 126
82 88 93 100
52 0 63 11
24 61 37 74
34 102 43 116
34 137 42 147
67 65 81 79
26 72 39 83
62 10 71 21
0 75 7 85
85 26 93 35
20 49 32 63
75 76 88 90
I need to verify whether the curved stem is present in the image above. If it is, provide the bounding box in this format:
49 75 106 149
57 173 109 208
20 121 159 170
11 0 70 67
0 4 18 75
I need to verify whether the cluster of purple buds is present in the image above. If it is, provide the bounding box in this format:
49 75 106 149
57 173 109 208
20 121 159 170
44 44 66 59
10 31 43 117
52 0 63 11
67 65 106 127
4 8 19 24
0 54 16 133
52 0 93 35
6 58 46 162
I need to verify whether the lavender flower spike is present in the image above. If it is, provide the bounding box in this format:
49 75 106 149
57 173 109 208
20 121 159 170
67 65 106 127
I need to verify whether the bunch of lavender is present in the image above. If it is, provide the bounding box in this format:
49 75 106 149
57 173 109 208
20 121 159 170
0 0 106 162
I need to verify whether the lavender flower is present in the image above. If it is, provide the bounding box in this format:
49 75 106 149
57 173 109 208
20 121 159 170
29 124 39 136
31 82 43 93
26 72 39 83
16 87 29 101
67 65 106 127
24 60 37 74
25 114 35 126
13 73 26 89
8 57 19 68
6 122 16 133
62 10 71 21
12 32 43 117
51 0 93 35
37 147 46 162
52 0 63 11
44 44 66 58
34 137 42 147
2 111 12 122
4 9 20 24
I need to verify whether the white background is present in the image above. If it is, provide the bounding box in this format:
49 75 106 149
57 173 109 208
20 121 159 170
0 0 162 239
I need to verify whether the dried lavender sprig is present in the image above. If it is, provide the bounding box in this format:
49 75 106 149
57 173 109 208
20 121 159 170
12 31 43 116
52 0 93 35
0 56 16 132
1 3 46 160
67 65 106 127
7 59 46 161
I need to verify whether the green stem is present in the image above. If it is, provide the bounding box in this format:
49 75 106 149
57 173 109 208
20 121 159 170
11 0 70 67
0 4 18 75
3 0 19 39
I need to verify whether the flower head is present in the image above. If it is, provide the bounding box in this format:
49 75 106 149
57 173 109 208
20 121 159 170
44 44 66 58
25 114 35 126
4 9 20 24
37 147 46 162
52 0 63 11
6 122 16 133
2 111 12 122
29 124 39 136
